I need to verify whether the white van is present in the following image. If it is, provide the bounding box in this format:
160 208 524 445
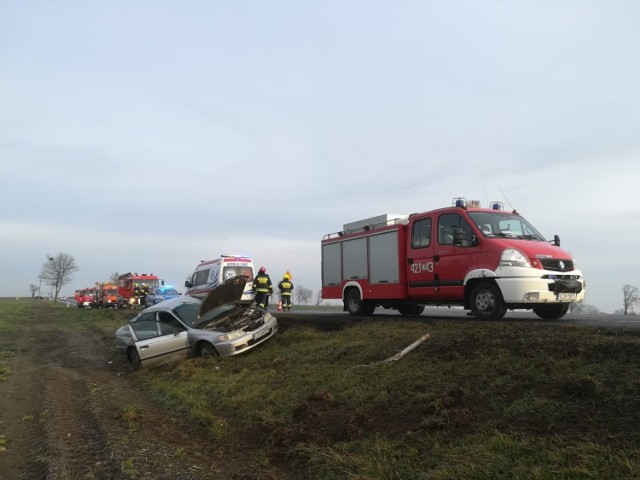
184 255 255 304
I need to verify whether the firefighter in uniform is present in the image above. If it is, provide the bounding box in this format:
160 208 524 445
278 274 294 311
133 283 142 307
252 266 272 309
140 283 150 307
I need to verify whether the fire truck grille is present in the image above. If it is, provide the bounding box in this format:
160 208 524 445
540 259 574 272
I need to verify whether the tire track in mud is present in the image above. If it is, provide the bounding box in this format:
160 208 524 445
8 308 126 480
1 304 257 480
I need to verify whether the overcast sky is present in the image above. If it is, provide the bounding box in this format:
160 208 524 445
2 1 639 314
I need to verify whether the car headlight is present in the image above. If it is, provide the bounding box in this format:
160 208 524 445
500 248 531 268
218 330 247 342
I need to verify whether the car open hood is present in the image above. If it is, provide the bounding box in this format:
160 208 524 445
198 276 247 318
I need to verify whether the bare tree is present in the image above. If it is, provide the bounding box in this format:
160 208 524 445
622 284 640 315
109 271 120 284
315 290 323 306
295 286 313 306
39 253 79 302
29 284 38 298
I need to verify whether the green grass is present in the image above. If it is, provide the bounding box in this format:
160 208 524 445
138 319 640 479
0 299 27 381
3 299 640 478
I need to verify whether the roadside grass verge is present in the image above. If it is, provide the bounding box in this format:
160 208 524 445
136 318 640 479
0 299 30 380
5 299 640 478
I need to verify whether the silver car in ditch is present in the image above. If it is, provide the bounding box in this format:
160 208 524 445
115 276 277 368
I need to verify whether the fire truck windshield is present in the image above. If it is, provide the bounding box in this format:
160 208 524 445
468 211 545 241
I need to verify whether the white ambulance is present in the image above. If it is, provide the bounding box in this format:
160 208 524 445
184 255 255 304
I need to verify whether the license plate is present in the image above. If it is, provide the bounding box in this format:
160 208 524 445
557 293 577 301
253 327 270 340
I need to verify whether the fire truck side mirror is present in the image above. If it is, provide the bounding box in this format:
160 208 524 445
551 235 561 247
185 280 192 288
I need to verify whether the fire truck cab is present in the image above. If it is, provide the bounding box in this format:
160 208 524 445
321 198 585 320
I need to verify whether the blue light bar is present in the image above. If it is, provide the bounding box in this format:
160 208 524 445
453 197 467 208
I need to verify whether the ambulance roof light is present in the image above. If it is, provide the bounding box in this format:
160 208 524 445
490 201 503 210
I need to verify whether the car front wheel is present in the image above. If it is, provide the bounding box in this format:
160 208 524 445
128 348 141 370
196 342 218 358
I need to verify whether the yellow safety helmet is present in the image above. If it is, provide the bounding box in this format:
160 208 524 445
283 274 290 280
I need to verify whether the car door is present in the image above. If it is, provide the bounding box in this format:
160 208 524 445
130 311 190 368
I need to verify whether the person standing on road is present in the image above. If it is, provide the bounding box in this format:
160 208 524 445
252 266 272 309
278 273 294 311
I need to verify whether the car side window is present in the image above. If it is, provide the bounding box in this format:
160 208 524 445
411 218 432 248
130 312 158 341
158 312 185 335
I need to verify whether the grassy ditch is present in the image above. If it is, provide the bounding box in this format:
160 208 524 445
4 299 640 478
141 316 640 479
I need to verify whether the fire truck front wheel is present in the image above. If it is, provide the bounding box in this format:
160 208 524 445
469 282 506 320
345 288 375 316
533 303 569 320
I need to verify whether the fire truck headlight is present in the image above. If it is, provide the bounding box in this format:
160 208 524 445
500 249 531 268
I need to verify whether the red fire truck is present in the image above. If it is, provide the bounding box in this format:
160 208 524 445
321 198 585 320
74 287 99 308
117 272 164 308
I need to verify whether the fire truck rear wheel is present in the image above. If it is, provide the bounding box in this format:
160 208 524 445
398 305 425 316
470 283 506 320
345 289 375 316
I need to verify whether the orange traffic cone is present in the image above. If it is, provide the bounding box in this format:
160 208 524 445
277 301 283 311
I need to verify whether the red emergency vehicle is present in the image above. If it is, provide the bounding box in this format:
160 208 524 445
96 282 118 308
74 287 99 308
321 198 585 320
117 272 164 308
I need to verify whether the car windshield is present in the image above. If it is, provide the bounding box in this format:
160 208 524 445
468 211 546 240
172 302 201 327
